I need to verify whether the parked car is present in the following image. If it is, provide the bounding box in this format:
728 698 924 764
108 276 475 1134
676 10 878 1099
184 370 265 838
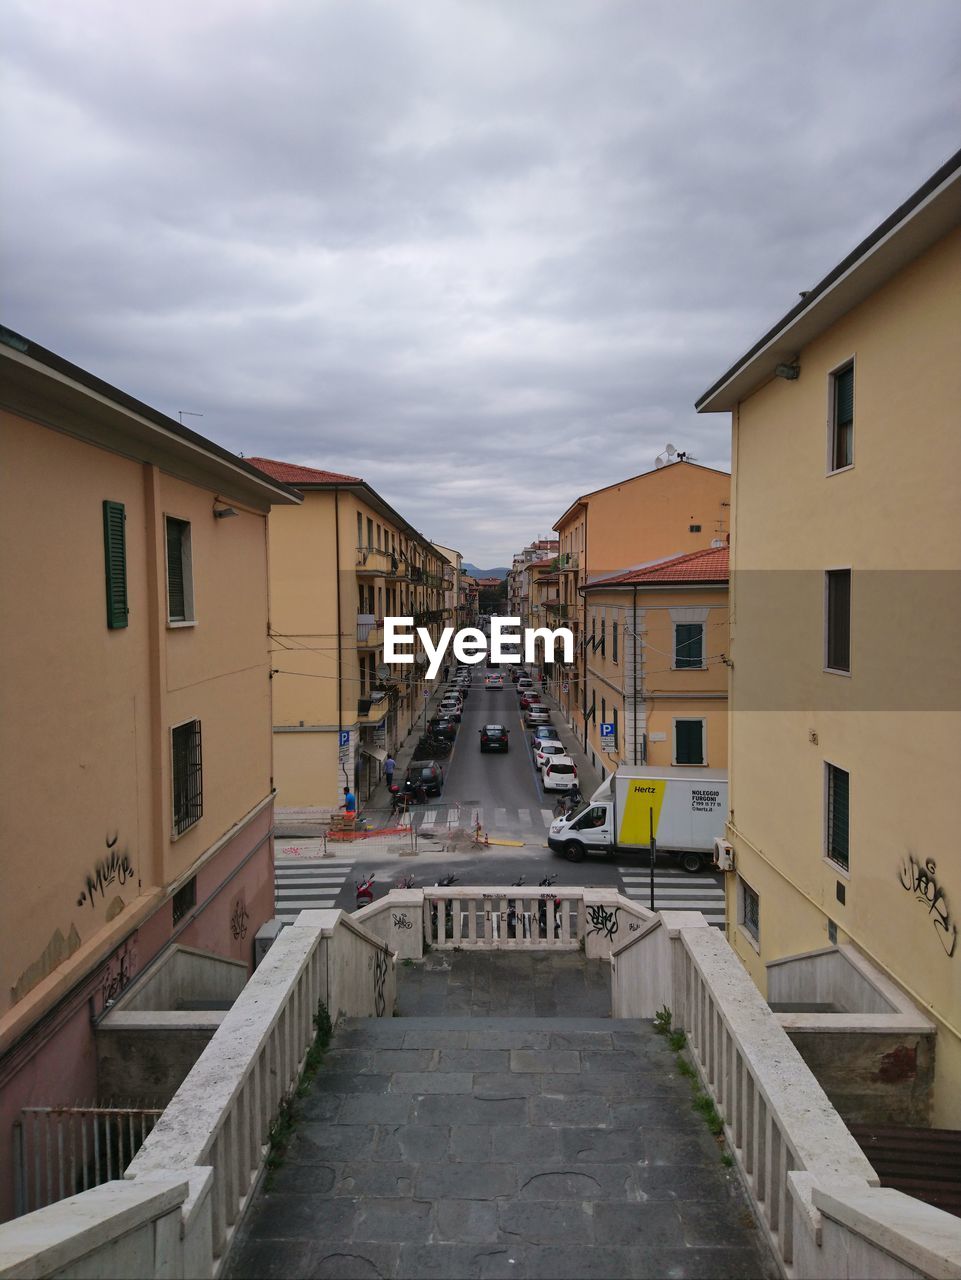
406 760 444 795
447 683 469 701
525 706 552 727
484 673 505 689
543 756 578 792
532 730 563 750
438 699 462 722
519 690 543 709
479 724 510 753
517 677 534 691
429 716 458 741
534 741 566 769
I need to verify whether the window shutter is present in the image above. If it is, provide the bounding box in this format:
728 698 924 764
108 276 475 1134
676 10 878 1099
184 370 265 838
828 765 850 868
166 519 186 620
675 623 703 668
102 500 129 629
676 720 704 765
836 365 854 426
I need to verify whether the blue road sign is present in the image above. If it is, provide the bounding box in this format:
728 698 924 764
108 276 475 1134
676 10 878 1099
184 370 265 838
600 722 615 742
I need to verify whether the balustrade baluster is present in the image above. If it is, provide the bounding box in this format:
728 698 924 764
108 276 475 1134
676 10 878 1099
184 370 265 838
778 1139 794 1264
767 1118 781 1235
235 1081 251 1202
753 1093 767 1204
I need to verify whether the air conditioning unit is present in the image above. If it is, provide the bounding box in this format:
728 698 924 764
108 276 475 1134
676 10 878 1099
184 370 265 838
713 838 734 872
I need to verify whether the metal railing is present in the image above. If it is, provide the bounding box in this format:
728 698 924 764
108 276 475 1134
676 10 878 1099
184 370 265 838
13 1105 163 1216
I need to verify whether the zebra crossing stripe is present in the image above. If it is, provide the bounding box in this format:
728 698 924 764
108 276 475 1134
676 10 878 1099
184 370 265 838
540 809 555 826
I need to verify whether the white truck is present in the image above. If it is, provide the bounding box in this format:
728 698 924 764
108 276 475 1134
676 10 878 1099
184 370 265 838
547 766 728 872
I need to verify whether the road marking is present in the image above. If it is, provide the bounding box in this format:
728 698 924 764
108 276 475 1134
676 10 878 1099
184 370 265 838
540 809 555 826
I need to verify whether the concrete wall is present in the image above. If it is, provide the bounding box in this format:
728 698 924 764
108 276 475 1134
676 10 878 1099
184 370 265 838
785 1029 934 1126
116 947 248 1014
96 1016 226 1108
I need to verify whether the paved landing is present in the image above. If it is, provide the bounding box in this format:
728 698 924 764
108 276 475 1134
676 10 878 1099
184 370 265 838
225 1010 773 1278
397 950 612 1019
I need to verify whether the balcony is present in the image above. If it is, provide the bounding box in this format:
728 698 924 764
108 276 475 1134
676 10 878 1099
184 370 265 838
356 616 384 647
356 691 390 723
355 546 398 577
558 551 580 571
545 600 569 618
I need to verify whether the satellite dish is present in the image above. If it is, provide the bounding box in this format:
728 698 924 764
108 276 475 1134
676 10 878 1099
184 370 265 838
665 443 677 456
376 662 390 680
655 457 665 468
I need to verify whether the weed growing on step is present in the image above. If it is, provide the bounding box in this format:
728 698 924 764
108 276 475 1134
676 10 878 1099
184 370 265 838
653 1005 731 1162
266 1000 332 1179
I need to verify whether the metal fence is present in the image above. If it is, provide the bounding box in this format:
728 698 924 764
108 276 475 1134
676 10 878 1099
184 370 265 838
13 1105 163 1216
277 802 485 859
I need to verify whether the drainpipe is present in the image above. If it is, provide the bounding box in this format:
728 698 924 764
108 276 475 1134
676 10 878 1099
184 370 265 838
335 486 347 790
582 516 588 752
632 585 638 765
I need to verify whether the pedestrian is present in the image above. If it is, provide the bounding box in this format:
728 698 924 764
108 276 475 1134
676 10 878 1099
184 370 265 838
341 787 357 824
384 754 396 790
442 664 450 682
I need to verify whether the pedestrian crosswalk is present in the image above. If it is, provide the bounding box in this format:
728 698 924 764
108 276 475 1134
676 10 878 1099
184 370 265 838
618 866 727 929
414 805 557 836
274 858 355 925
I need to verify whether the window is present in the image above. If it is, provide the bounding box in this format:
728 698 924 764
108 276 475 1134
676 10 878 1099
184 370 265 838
674 718 705 765
172 876 196 925
171 720 202 836
102 500 128 629
739 878 760 944
826 763 850 871
825 569 851 673
376 523 381 548
613 706 619 748
830 362 854 471
689 524 701 533
600 616 606 656
357 511 363 549
165 517 194 623
366 517 373 549
674 622 704 669
601 697 606 727
612 618 618 664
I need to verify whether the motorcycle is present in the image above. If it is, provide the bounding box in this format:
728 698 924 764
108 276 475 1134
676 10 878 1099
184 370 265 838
355 873 375 908
429 872 458 940
504 875 527 938
403 777 428 805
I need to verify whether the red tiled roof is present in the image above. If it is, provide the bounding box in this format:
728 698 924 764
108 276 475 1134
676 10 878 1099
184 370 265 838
246 456 363 486
591 545 729 587
529 557 557 568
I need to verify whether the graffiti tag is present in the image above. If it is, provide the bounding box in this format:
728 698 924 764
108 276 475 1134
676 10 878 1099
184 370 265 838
230 898 249 941
78 835 133 908
898 854 957 958
392 912 413 930
101 938 136 1007
373 949 389 1017
586 903 620 942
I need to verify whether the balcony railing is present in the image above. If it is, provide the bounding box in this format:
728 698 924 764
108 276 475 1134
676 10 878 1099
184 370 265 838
545 600 569 618
558 552 580 570
356 691 390 723
355 546 398 576
356 616 384 646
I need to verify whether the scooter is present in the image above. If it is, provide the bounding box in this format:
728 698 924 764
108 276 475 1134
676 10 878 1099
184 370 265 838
537 874 561 938
355 873 375 908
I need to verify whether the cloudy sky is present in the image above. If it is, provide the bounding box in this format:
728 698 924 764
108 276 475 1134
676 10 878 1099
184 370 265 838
3 1 959 565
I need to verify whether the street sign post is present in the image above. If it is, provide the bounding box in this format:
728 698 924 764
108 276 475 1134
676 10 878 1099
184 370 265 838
338 729 350 760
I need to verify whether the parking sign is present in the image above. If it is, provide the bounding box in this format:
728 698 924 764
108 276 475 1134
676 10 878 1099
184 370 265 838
600 722 615 744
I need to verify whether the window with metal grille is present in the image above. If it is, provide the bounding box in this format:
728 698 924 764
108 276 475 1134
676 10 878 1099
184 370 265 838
674 718 705 765
674 622 704 668
740 878 760 942
831 362 854 471
165 517 194 623
826 763 850 870
825 569 851 672
102 500 128 629
172 720 203 836
172 876 196 925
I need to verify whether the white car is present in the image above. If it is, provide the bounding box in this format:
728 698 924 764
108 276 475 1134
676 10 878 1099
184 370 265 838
534 741 566 770
517 678 534 691
484 673 504 688
543 756 578 792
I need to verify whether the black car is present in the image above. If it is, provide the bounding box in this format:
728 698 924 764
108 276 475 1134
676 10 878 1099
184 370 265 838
406 761 444 795
479 724 510 753
429 716 458 741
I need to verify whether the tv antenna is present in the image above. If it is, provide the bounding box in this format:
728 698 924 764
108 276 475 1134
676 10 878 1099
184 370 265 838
178 410 204 425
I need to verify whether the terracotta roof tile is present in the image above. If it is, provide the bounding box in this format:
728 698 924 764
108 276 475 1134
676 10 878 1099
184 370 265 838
246 456 363 486
592 545 729 587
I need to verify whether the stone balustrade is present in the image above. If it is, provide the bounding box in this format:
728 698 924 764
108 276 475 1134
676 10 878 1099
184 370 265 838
611 912 961 1279
0 910 395 1280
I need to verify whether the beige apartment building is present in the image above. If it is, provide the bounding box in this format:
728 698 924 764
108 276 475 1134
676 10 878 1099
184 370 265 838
697 151 961 1124
432 542 465 624
248 459 451 807
551 461 730 740
580 547 729 775
0 328 299 1220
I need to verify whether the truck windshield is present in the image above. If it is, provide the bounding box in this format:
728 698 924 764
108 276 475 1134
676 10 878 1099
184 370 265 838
566 801 591 823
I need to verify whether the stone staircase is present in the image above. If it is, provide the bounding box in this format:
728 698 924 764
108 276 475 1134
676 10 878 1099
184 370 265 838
225 953 774 1279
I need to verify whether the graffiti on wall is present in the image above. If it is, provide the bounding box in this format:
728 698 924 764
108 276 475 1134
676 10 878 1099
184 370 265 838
898 854 957 958
586 903 620 942
77 835 133 909
230 897 250 941
373 949 389 1017
101 936 137 1008
392 912 413 930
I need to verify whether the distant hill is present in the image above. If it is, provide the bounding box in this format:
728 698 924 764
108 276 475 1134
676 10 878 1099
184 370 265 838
462 564 509 579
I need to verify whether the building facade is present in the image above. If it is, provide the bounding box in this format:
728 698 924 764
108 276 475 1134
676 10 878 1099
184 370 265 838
580 547 729 776
248 459 451 807
551 462 731 743
0 329 298 1220
697 152 961 1125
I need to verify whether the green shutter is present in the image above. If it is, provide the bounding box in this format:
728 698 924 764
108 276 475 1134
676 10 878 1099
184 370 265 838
828 766 850 869
835 365 854 426
102 500 128 629
166 518 186 621
675 623 703 668
675 720 704 765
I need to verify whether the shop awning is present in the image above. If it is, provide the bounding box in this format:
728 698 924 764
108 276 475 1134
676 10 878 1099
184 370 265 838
360 745 387 763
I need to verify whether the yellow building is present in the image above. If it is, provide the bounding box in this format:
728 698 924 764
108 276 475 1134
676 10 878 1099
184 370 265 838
248 459 451 807
432 542 465 624
697 152 961 1124
0 328 299 1221
551 461 730 739
581 547 729 776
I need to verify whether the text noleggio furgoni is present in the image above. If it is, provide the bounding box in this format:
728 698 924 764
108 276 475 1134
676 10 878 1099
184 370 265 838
384 617 574 680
